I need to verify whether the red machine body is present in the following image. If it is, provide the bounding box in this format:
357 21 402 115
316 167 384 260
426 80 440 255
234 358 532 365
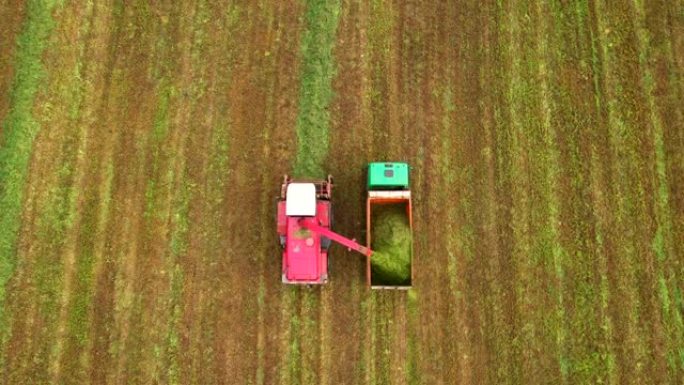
277 175 373 284
277 176 333 284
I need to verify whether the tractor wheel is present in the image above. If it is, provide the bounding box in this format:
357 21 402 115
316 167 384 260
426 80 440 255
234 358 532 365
321 236 331 250
321 203 333 250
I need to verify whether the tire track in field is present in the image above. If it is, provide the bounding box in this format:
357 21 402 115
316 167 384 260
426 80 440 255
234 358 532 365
186 8 231 383
409 1 463 382
412 1 446 381
130 2 199 383
100 3 179 382
356 3 376 383
507 2 549 381
390 2 424 383
582 2 625 383
170 4 248 384
357 1 393 380
593 0 667 382
478 3 519 383
546 2 588 382
113 3 211 382
208 3 259 382
79 3 165 382
485 2 525 382
630 0 684 378
539 3 606 383
440 0 472 380
651 0 684 376
527 2 566 382
445 1 524 383
117 2 218 383
454 1 506 383
662 1 684 374
83 3 136 383
664 0 684 212
437 1 468 380
45 2 114 382
506 2 578 382
55 0 118 380
252 1 283 383
173 2 242 384
206 2 300 383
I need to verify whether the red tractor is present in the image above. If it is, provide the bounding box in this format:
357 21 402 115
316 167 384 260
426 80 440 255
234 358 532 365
276 175 372 284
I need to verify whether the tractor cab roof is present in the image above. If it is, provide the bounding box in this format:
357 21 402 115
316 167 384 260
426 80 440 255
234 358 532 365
286 183 317 216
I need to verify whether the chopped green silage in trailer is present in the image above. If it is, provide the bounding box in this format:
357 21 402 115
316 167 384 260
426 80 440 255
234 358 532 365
370 204 412 285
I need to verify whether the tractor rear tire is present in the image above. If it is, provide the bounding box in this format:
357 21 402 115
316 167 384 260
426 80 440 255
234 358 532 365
321 237 331 250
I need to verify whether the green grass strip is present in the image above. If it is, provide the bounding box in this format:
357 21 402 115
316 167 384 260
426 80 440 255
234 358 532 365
143 83 174 219
166 173 190 385
0 0 60 340
285 1 341 382
292 0 341 178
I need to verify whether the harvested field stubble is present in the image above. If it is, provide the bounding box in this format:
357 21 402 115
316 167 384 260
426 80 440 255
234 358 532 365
0 0 682 384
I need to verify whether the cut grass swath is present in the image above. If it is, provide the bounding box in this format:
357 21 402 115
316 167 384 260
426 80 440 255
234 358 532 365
292 0 341 178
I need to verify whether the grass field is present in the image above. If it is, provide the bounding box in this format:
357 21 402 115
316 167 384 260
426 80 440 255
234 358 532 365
1 0 683 384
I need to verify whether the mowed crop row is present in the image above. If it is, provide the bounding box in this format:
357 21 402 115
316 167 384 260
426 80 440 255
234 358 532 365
0 1 682 384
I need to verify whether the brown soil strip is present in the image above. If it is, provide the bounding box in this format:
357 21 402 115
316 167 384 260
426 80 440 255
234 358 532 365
165 2 240 384
83 4 134 384
127 2 199 384
100 3 178 382
200 1 301 383
592 0 662 382
407 0 451 381
652 0 684 339
322 0 373 384
66 3 161 383
0 0 26 127
54 0 119 380
2 0 682 383
640 0 684 379
42 2 122 383
462 0 507 383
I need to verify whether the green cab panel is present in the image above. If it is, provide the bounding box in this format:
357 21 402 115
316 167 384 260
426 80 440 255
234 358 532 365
368 162 409 190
